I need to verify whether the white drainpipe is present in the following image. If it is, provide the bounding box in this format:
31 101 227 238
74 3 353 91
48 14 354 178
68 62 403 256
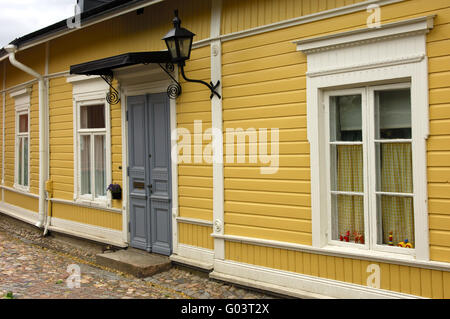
4 44 48 228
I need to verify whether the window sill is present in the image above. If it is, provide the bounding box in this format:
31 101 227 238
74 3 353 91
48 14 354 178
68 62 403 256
13 184 30 194
50 197 121 214
75 197 109 208
322 244 417 264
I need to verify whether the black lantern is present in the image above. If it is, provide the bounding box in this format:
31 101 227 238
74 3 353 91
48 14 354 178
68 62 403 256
162 10 221 100
162 10 195 65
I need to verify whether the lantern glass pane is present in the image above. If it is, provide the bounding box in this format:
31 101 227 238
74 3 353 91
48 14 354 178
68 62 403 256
179 37 192 59
165 39 178 60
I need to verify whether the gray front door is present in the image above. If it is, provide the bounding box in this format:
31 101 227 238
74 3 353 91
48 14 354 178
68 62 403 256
128 93 172 255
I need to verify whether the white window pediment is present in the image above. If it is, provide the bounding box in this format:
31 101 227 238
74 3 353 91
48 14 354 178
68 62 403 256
295 16 434 77
10 87 31 112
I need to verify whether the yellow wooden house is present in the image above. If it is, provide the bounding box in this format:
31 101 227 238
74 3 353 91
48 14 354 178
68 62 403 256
0 0 449 298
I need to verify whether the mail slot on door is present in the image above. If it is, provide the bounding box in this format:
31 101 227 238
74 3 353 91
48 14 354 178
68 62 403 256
134 181 145 190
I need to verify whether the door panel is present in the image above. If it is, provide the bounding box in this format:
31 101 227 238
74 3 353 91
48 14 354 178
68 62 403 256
128 95 151 251
128 93 172 255
148 93 172 255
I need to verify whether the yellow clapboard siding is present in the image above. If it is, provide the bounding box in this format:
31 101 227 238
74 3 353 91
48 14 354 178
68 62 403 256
429 214 450 231
430 230 450 247
429 199 450 215
49 0 210 73
225 178 310 194
429 184 450 199
179 196 213 210
222 63 307 87
225 167 310 180
4 190 39 213
179 206 213 221
221 0 364 35
178 176 213 188
51 202 121 230
223 103 306 121
224 241 450 298
225 224 312 245
225 189 311 207
225 200 311 220
225 212 311 233
178 223 214 250
179 186 213 199
223 91 306 110
427 136 450 150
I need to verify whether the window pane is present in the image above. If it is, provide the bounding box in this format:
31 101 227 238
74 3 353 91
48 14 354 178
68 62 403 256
80 135 91 195
94 135 106 197
19 114 28 133
331 145 364 192
80 105 105 129
375 89 411 139
378 195 415 248
18 138 23 185
330 95 362 142
331 194 365 244
376 143 413 193
23 137 28 187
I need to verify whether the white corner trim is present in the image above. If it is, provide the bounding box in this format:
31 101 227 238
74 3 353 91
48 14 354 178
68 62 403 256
295 15 435 54
48 216 127 248
211 259 425 299
171 244 214 271
210 0 224 262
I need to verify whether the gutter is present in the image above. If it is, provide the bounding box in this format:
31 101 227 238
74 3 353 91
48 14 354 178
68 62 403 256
4 44 48 229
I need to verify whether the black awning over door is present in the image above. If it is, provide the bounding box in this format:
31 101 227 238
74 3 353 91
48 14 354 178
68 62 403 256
70 51 172 76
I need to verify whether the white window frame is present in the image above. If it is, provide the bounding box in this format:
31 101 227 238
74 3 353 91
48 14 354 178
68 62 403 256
68 75 112 208
15 109 30 191
76 99 110 204
296 16 434 261
324 83 416 257
11 88 31 192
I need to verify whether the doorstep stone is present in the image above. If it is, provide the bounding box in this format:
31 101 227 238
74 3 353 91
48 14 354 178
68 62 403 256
96 248 171 278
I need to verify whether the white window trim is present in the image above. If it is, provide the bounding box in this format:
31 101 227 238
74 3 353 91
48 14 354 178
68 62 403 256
296 16 434 261
11 88 31 192
68 75 112 208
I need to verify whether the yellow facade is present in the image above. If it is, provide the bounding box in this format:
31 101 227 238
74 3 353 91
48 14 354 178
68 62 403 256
0 0 449 298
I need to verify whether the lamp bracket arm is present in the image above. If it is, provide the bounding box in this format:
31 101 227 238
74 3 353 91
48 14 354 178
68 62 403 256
180 65 221 100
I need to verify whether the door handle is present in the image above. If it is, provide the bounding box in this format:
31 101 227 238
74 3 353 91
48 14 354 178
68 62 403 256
147 184 153 194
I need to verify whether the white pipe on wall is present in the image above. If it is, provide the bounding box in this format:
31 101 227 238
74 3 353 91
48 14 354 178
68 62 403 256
4 44 48 228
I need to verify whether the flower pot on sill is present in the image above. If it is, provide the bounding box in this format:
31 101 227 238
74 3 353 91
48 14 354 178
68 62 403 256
111 191 122 200
107 184 122 200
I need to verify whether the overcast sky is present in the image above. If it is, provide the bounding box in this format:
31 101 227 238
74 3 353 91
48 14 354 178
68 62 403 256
0 0 76 48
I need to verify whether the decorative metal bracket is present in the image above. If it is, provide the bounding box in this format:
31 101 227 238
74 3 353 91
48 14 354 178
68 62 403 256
100 74 121 105
180 65 221 100
159 63 182 99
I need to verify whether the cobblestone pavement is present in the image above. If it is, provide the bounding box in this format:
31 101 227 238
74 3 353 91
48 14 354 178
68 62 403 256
0 216 274 299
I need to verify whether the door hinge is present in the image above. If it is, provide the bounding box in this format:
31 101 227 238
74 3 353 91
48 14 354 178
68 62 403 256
126 110 129 121
127 167 130 176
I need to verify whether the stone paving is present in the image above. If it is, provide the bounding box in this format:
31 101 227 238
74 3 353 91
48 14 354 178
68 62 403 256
0 216 274 299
